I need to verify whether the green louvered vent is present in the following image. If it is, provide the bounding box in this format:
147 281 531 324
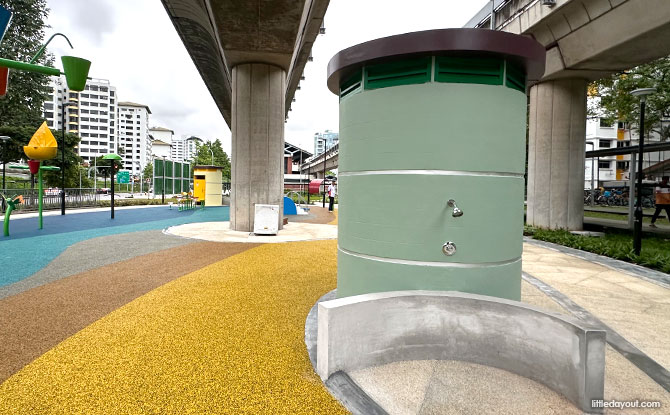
340 70 362 99
435 56 503 86
364 57 432 90
505 61 526 93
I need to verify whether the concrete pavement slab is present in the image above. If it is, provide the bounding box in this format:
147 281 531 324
165 221 337 243
523 243 670 373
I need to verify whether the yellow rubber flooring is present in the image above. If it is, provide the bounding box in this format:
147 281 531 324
0 240 347 414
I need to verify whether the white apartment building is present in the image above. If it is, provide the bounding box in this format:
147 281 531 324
118 102 152 175
585 117 670 189
171 135 197 163
149 127 173 160
43 77 117 163
313 130 338 156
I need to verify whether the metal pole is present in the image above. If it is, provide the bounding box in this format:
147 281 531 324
490 0 496 30
307 163 310 205
162 156 165 204
633 100 646 255
111 159 115 219
628 152 636 229
61 102 66 215
322 148 326 208
38 166 43 229
586 142 595 206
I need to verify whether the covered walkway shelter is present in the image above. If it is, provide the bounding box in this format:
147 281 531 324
161 0 328 232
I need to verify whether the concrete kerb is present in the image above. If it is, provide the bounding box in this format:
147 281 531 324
316 290 607 413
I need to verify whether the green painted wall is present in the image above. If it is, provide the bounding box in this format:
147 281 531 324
337 79 527 300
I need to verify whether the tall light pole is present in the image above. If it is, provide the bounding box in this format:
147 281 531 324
631 87 656 256
60 99 76 215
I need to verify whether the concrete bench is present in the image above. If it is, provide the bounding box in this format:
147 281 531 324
317 290 605 413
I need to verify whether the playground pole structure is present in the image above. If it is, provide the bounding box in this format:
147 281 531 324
38 165 43 229
60 99 66 215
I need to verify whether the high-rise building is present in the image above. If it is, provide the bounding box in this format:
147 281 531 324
118 102 152 175
171 135 198 163
313 130 338 156
585 116 670 188
43 77 118 164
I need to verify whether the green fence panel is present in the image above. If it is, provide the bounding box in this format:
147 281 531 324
154 176 164 195
174 162 182 179
154 159 164 176
183 179 190 193
165 178 173 194
165 161 173 178
174 178 182 193
183 164 190 179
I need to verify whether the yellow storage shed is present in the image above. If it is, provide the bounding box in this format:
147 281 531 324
193 165 223 207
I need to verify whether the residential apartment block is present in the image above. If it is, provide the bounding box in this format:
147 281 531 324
313 130 338 156
43 77 118 164
171 136 197 163
118 102 152 175
585 117 670 188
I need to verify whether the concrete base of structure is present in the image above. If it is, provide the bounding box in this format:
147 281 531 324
316 290 606 413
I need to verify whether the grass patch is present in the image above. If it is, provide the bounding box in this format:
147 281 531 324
524 225 670 273
584 208 669 225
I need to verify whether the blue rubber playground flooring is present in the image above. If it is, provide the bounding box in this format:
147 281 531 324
0 206 229 287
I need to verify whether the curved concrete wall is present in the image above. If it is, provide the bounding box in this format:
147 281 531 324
338 82 526 300
317 291 605 413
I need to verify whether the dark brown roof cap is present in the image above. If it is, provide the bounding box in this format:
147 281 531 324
327 28 546 95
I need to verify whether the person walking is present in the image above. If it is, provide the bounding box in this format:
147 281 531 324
327 180 336 212
650 176 670 228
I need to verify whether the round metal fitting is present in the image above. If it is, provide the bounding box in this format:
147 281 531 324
442 241 457 256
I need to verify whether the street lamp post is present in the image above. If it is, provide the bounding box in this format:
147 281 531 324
631 87 656 256
102 153 122 219
322 148 327 208
60 100 67 215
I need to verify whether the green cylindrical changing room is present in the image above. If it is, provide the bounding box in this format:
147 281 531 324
327 29 545 300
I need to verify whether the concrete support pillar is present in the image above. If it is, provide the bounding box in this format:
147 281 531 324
527 79 588 230
231 63 285 232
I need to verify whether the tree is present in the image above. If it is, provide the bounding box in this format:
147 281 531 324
590 55 670 140
192 139 231 181
0 0 53 128
143 162 153 179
